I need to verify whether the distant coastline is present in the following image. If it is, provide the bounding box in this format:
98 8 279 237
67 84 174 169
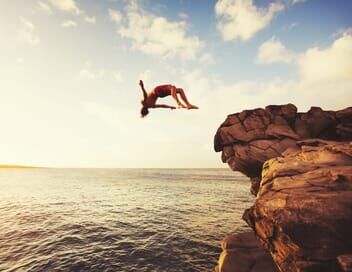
0 165 43 169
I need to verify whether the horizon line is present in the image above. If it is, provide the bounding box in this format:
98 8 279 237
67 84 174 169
0 165 229 170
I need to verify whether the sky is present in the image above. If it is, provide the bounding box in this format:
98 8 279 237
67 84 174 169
0 0 352 168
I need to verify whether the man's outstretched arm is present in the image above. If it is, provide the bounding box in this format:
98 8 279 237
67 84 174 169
139 80 148 100
153 104 176 109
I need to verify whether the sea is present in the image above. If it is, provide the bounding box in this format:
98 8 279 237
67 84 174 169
0 168 253 272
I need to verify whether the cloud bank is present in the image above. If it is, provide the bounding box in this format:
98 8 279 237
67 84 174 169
215 0 284 41
110 1 204 60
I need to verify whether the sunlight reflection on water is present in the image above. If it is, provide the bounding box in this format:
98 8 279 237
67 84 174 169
0 168 253 272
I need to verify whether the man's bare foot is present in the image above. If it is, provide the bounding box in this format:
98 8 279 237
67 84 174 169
178 103 187 109
187 104 199 110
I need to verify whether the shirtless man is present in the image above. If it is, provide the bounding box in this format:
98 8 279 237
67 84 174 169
139 80 198 118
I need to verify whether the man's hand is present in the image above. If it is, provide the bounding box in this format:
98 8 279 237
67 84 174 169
139 80 144 87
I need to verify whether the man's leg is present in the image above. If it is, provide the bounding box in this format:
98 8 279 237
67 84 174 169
176 88 198 109
170 86 186 108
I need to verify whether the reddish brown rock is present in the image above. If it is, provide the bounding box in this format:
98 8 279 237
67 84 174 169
214 105 352 272
215 231 279 272
214 105 352 195
243 140 352 272
337 254 352 272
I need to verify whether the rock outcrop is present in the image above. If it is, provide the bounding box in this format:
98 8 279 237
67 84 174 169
214 105 352 272
244 140 352 272
214 231 279 272
214 104 352 196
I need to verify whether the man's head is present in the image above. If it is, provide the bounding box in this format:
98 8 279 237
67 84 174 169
140 106 149 118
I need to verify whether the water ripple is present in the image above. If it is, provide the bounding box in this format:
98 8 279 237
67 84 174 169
0 168 253 271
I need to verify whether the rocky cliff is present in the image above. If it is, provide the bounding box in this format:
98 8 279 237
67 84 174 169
214 104 352 272
214 104 352 196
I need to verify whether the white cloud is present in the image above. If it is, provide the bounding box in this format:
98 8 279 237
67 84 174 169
215 0 284 41
291 0 308 5
199 52 215 65
112 1 204 60
62 20 77 28
49 0 81 15
37 1 52 15
332 27 352 39
179 12 189 20
113 71 123 82
257 31 352 84
85 16 96 24
78 69 96 80
239 31 351 111
177 33 352 122
180 68 351 121
257 36 296 63
180 69 216 105
138 69 153 82
298 32 352 82
77 68 105 80
281 22 298 32
77 63 123 81
18 17 40 46
109 9 122 24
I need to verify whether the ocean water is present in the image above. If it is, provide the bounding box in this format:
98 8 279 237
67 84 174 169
0 168 253 272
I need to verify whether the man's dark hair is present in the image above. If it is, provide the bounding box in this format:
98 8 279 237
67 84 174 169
140 106 149 118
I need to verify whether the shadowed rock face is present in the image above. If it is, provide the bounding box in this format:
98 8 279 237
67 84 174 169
214 105 352 272
214 104 352 195
243 140 352 272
